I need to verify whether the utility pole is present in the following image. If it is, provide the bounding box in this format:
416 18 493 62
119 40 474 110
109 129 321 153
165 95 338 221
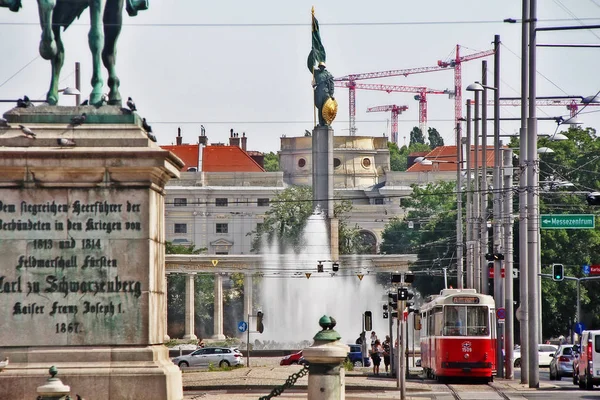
492 34 504 378
465 100 474 289
473 89 481 292
503 148 515 379
527 0 540 388
519 0 530 385
480 60 489 295
457 123 464 289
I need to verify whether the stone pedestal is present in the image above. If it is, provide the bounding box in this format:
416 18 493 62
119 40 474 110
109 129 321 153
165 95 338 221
303 316 349 400
0 106 184 399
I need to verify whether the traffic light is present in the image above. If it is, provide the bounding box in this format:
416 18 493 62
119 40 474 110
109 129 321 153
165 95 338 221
364 311 372 331
388 292 398 302
398 287 413 301
332 262 339 272
383 312 389 319
404 273 415 284
391 273 401 283
256 311 264 333
485 253 505 261
552 264 564 281
587 192 600 206
317 262 324 273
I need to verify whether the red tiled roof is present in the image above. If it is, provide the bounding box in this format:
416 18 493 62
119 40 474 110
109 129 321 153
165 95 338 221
407 145 496 172
203 146 265 172
161 144 199 171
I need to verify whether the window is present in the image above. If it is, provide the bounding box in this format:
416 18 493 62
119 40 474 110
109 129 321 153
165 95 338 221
443 305 489 336
257 198 269 207
174 223 187 234
174 198 187 207
374 198 384 205
298 158 306 168
362 157 372 168
215 198 228 207
333 158 341 168
216 223 228 234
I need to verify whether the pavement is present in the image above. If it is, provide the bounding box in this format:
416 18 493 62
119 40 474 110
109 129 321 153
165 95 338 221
180 357 561 399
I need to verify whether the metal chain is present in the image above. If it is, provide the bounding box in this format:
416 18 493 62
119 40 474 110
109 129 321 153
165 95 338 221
258 364 309 400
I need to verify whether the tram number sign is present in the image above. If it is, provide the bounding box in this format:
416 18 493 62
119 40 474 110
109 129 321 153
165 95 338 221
452 296 480 304
496 308 506 320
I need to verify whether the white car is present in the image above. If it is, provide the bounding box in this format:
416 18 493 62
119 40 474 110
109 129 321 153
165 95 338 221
513 344 558 367
171 347 243 369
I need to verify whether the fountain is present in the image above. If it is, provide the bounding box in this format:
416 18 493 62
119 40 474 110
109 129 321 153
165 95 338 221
258 213 389 346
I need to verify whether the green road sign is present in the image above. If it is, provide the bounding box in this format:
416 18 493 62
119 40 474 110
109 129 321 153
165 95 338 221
540 214 595 229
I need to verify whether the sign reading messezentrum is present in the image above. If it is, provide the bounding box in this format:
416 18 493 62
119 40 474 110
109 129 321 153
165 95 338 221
540 214 596 229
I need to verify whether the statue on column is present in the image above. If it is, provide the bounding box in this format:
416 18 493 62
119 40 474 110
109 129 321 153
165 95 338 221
307 7 338 127
1 0 149 107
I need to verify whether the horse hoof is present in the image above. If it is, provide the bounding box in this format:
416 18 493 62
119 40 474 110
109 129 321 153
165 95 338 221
108 93 122 107
46 93 58 106
90 93 104 107
39 39 57 60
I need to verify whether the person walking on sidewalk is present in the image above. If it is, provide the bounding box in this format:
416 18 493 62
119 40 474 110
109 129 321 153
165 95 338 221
371 339 383 375
383 335 391 375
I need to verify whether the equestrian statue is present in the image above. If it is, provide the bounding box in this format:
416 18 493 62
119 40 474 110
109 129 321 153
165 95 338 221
1 0 148 107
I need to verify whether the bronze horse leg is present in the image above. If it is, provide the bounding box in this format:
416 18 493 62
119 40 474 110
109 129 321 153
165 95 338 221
37 0 65 105
88 0 106 106
103 0 124 106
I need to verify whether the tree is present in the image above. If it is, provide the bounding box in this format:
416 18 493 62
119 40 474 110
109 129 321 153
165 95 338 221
263 151 279 172
427 127 444 149
380 181 459 296
249 186 369 255
388 142 404 171
409 127 425 146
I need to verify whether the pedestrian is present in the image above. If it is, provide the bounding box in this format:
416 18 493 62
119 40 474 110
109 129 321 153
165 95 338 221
370 331 378 352
383 335 391 374
371 339 383 375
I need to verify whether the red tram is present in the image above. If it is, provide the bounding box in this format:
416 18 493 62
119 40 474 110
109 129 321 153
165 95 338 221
419 288 496 381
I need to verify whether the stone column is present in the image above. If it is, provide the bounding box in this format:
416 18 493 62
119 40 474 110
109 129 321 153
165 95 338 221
212 273 226 339
303 316 349 400
243 273 253 323
164 273 171 341
183 273 197 340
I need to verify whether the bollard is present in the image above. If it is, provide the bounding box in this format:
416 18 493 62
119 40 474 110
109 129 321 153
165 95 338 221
36 366 71 400
303 315 349 400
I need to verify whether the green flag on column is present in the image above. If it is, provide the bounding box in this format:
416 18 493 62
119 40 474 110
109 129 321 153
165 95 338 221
307 7 326 73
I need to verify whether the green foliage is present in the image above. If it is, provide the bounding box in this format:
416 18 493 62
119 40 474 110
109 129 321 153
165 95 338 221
248 186 368 255
263 151 280 172
409 127 425 146
380 181 458 296
388 141 433 172
343 358 354 371
427 127 444 149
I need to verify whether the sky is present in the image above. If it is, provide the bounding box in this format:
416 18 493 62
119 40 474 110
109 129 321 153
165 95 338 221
1 1 599 153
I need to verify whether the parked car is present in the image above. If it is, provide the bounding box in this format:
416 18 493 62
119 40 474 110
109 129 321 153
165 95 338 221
549 344 575 380
574 330 600 389
513 344 558 367
171 346 243 369
280 351 303 366
347 344 371 367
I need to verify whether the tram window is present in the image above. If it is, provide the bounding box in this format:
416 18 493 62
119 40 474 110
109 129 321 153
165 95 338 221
433 306 443 336
443 305 489 336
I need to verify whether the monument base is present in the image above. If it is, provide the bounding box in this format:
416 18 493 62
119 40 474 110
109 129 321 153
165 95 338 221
0 106 184 400
0 346 183 400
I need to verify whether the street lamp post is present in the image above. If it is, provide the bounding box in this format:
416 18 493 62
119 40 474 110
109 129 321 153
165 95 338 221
465 100 473 289
480 60 490 296
456 122 464 289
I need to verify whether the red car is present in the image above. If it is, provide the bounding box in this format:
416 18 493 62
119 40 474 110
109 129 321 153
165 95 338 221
280 351 303 366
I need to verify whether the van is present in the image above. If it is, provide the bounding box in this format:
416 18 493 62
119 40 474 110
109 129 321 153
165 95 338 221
575 330 600 389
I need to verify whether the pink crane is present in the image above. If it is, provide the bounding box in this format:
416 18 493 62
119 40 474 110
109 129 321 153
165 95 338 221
334 81 450 137
333 45 496 136
366 104 409 144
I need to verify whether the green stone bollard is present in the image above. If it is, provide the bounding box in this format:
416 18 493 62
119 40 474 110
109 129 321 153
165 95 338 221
36 366 71 400
303 316 349 400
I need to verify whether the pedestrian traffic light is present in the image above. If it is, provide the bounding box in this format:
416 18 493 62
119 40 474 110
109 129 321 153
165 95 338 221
398 287 411 301
552 264 564 281
364 311 372 331
256 310 264 333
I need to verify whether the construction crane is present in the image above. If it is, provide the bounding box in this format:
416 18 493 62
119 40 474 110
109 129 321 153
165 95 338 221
334 81 452 134
366 105 409 144
486 98 600 118
438 45 496 128
333 44 495 137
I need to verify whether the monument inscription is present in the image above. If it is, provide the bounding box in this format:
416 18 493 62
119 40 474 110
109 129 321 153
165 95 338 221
0 188 152 346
